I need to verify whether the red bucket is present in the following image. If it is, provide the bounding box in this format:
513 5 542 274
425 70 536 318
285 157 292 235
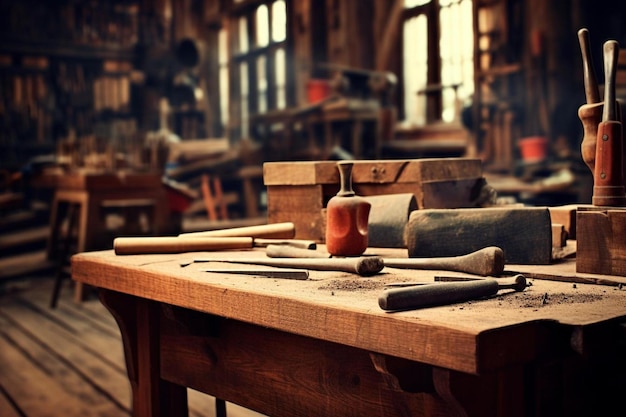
518 136 548 162
306 79 331 104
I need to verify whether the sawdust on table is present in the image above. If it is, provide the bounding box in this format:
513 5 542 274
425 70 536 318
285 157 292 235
318 278 618 310
318 279 384 292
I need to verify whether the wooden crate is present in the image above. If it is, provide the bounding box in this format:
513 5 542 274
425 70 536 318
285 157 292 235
576 207 626 276
263 158 483 241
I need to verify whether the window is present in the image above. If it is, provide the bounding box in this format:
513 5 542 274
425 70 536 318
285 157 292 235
226 0 288 140
401 0 473 126
218 27 229 133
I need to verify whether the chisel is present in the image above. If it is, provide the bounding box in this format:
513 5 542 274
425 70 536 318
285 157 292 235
181 256 384 276
201 268 309 280
378 274 527 311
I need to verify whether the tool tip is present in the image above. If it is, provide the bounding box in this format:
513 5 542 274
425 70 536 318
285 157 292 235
513 274 527 291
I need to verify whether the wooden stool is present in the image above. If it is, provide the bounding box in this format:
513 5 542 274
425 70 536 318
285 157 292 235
49 197 157 308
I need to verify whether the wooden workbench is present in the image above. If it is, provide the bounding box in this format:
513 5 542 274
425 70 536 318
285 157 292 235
72 247 626 417
47 172 170 257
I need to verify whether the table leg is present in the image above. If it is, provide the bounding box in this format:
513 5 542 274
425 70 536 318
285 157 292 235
100 289 188 417
73 194 91 303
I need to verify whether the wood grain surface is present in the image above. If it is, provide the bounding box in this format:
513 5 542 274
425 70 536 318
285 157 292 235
72 246 626 375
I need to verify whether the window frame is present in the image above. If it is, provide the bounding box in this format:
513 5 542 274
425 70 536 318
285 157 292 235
227 0 292 140
399 0 473 126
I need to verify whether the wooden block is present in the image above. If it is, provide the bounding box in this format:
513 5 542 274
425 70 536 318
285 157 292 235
404 207 552 264
264 158 484 241
548 204 594 240
263 158 482 187
551 223 567 248
576 208 626 276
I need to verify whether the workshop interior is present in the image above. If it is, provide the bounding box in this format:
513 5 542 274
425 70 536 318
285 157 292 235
2 1 626 416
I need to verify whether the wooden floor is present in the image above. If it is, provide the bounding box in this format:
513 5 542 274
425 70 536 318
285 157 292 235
0 274 266 417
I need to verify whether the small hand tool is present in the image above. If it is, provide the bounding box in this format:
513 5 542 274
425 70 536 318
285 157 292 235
181 256 385 276
113 236 316 255
577 28 603 175
378 274 527 311
383 246 504 276
592 39 626 206
201 268 309 280
266 245 505 276
265 244 329 258
253 239 316 249
114 236 255 255
178 222 296 239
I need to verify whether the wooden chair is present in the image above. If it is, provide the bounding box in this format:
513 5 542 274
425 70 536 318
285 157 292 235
201 174 229 221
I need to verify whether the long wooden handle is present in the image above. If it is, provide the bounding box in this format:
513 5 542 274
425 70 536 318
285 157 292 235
265 244 330 258
254 239 317 249
178 222 295 239
114 237 254 255
383 246 505 276
578 28 600 104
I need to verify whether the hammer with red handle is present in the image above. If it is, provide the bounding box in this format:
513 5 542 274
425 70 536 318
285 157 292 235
592 40 626 206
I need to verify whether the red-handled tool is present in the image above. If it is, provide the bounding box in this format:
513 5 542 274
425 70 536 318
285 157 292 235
593 40 626 206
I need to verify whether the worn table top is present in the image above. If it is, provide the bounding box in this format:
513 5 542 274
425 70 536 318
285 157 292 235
72 246 626 375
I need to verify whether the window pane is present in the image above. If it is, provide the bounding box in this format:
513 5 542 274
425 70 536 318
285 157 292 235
275 47 286 109
257 55 267 113
218 28 229 129
439 0 474 122
403 14 428 125
239 17 248 52
240 62 249 137
272 0 287 42
256 5 269 47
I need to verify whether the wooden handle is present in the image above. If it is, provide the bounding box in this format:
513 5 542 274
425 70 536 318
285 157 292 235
382 246 505 276
254 239 317 249
578 102 603 175
178 222 295 239
114 237 254 255
578 28 600 104
603 40 619 122
265 244 330 258
592 121 626 206
379 279 500 311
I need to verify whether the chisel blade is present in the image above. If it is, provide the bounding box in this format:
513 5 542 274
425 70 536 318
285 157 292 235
201 268 309 280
